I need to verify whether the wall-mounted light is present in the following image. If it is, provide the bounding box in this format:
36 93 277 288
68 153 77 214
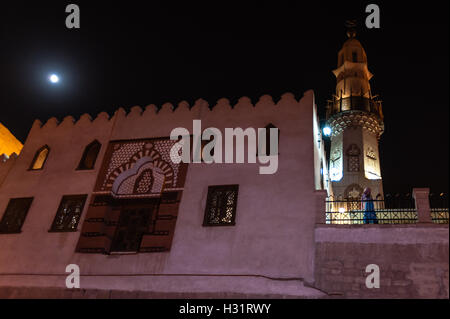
323 126 332 137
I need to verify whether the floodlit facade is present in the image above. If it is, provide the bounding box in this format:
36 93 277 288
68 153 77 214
0 30 447 299
326 28 384 199
0 123 23 158
0 91 333 298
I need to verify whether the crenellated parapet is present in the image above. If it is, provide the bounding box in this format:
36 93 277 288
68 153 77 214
0 152 18 164
28 91 310 134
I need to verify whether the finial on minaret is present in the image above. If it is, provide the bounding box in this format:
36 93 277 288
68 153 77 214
345 20 357 38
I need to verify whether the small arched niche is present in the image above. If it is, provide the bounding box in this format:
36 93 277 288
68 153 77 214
29 145 50 170
77 140 101 170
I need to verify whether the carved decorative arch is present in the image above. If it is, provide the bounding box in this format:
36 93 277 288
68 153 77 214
104 143 175 190
346 144 361 156
346 144 361 172
111 156 167 197
344 183 364 200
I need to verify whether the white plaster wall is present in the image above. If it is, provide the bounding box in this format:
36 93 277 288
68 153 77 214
329 132 343 184
312 100 324 191
0 156 16 188
0 90 321 295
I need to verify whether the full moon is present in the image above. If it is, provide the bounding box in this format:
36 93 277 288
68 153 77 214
49 74 59 83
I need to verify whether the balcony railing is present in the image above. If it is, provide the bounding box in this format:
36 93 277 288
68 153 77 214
326 199 417 224
325 194 449 225
431 208 450 224
430 193 449 224
326 96 383 120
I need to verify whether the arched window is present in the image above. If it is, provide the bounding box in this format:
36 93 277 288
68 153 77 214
259 123 279 156
29 145 50 170
77 140 101 170
346 144 360 172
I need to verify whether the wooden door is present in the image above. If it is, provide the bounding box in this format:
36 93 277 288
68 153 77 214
110 200 156 253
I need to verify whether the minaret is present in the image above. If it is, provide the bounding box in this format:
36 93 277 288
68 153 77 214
326 22 384 199
0 122 23 158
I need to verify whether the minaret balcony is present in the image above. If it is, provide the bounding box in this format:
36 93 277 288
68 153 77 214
326 96 383 120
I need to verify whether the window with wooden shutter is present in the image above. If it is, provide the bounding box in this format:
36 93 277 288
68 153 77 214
203 185 239 226
50 195 87 232
0 198 33 233
110 204 154 253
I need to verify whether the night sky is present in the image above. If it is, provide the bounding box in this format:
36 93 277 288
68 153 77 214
1 1 448 195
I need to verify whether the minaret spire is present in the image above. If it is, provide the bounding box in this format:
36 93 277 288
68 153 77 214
345 20 357 38
325 24 385 200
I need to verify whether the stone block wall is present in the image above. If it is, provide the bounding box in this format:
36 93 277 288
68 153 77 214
314 225 449 298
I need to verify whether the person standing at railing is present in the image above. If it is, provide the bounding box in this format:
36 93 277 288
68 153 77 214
362 187 378 224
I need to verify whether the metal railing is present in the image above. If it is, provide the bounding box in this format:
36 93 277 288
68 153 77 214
326 96 383 119
429 193 449 209
431 208 449 224
429 193 449 224
325 198 417 224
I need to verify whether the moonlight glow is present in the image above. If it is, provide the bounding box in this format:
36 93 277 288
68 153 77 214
49 74 60 83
